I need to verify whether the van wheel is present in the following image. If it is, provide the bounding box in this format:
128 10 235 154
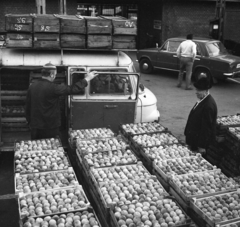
140 58 153 74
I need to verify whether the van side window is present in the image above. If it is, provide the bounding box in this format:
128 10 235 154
90 74 132 95
71 72 85 95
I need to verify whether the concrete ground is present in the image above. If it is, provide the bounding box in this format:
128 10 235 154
0 51 239 227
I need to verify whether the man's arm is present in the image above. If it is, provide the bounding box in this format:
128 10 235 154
176 44 181 58
54 71 98 96
192 43 197 60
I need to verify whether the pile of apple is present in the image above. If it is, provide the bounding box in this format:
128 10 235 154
22 209 100 227
121 122 167 135
15 138 61 152
91 164 151 184
1 106 25 114
77 136 128 153
217 115 240 126
69 128 114 140
100 178 167 206
172 170 237 196
15 149 70 174
19 186 89 218
16 168 78 193
194 191 240 222
155 156 214 176
229 127 240 139
113 198 188 227
143 144 192 160
83 148 137 168
132 132 179 147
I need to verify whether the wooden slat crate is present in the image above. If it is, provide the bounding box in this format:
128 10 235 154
33 33 60 49
58 15 86 34
60 34 86 48
112 19 137 35
5 14 33 32
5 33 32 48
33 14 60 33
86 17 112 34
87 35 112 49
112 35 136 49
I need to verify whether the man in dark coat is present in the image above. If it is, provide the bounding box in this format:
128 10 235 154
184 77 217 153
25 63 98 140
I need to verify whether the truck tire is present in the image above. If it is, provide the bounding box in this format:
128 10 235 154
140 58 153 74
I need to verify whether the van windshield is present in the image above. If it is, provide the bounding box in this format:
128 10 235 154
90 73 132 95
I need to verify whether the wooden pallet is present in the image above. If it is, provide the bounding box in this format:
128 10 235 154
87 35 112 49
60 34 86 48
33 14 60 33
6 33 32 48
112 35 136 49
33 33 60 49
5 14 33 32
59 15 86 34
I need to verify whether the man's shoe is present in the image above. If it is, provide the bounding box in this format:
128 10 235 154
185 87 193 90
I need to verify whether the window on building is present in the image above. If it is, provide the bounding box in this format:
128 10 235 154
77 3 138 19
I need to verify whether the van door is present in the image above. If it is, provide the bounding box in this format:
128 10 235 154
68 68 139 133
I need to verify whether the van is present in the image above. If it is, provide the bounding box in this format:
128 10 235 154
0 48 160 150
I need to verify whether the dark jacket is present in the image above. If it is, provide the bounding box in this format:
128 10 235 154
184 94 217 150
25 78 88 129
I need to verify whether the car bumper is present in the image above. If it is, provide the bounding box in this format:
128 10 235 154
223 70 240 78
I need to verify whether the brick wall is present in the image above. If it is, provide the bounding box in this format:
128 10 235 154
162 0 216 43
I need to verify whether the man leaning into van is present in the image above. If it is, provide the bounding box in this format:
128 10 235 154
25 63 98 140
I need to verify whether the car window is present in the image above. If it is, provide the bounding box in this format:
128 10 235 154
161 41 168 51
196 44 201 56
168 41 181 52
206 41 228 57
89 70 132 95
71 70 85 95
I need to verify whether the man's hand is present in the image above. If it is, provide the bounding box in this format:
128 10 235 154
198 147 206 154
85 71 98 82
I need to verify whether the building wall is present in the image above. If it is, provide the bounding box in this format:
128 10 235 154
162 0 216 43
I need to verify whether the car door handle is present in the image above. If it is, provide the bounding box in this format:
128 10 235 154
195 58 200 61
104 105 118 109
173 55 178 58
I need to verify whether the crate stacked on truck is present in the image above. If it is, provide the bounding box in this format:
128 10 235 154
4 14 137 50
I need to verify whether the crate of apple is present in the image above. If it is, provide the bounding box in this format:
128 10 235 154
131 132 179 148
191 191 240 226
15 167 79 194
154 155 215 182
99 177 168 208
19 185 90 219
15 148 71 174
76 135 128 154
217 114 240 126
110 197 191 227
91 163 151 186
120 122 168 138
21 208 101 227
142 144 193 161
69 127 115 145
170 170 238 203
15 138 62 152
83 148 138 169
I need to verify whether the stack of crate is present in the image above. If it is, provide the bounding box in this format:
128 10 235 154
58 15 86 49
103 16 137 49
85 16 112 49
33 14 60 49
5 14 33 48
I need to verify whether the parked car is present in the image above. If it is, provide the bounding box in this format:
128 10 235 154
137 37 240 82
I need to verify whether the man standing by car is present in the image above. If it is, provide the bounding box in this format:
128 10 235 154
176 34 197 90
25 63 98 140
184 77 217 154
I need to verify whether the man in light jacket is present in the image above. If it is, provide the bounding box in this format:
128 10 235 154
176 34 197 90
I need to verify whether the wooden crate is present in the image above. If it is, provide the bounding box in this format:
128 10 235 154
87 35 112 49
33 33 60 49
5 14 33 32
86 17 112 34
60 34 86 48
33 14 60 33
112 19 137 35
58 15 86 34
5 33 32 48
112 35 136 49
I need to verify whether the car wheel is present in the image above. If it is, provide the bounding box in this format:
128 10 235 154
193 68 212 83
140 58 153 74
